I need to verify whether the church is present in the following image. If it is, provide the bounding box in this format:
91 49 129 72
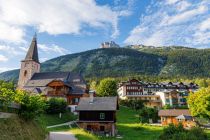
17 35 88 109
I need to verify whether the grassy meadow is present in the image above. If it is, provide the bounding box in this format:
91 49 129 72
36 112 77 127
68 106 164 140
0 116 46 140
52 106 210 140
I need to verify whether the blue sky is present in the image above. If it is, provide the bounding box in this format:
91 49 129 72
0 0 209 72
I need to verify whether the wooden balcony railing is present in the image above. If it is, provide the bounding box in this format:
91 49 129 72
47 90 67 96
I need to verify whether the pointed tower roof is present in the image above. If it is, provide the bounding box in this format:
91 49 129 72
24 34 39 63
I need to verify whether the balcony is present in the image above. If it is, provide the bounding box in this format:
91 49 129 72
47 90 67 97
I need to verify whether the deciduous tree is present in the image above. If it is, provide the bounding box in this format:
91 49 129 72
188 87 210 119
96 78 118 97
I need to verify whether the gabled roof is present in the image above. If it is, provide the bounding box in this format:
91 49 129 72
30 72 70 80
76 97 118 111
24 35 39 63
24 72 87 95
158 109 191 117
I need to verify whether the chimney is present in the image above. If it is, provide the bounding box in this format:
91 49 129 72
89 91 94 103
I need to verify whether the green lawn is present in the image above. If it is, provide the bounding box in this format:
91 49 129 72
70 106 163 140
36 112 77 127
46 107 210 140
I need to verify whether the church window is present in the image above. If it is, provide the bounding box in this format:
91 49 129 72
24 70 27 77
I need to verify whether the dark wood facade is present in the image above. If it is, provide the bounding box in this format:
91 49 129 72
76 97 118 136
45 80 86 105
77 110 117 136
79 111 116 122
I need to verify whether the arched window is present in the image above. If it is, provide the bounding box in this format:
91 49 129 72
24 70 27 77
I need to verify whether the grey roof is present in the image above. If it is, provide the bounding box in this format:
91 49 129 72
24 72 87 95
76 97 118 111
30 72 70 80
25 72 71 87
158 109 191 117
24 35 39 63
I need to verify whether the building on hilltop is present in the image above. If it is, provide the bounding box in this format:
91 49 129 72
117 79 198 108
17 35 88 111
100 41 120 48
76 93 118 136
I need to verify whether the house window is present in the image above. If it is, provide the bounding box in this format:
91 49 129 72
100 113 105 119
75 98 79 103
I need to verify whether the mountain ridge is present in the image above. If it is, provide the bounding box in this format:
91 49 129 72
0 46 210 82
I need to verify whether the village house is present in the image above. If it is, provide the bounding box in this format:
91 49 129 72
158 109 196 128
17 35 88 111
118 79 161 108
76 94 118 136
118 79 198 108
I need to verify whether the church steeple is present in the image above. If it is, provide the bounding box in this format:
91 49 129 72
24 34 39 63
17 34 40 89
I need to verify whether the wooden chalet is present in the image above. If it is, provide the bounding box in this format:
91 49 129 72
158 109 196 128
76 95 119 136
23 72 88 106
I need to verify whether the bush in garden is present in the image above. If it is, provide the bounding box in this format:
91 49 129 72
159 123 208 140
45 98 67 114
16 90 46 120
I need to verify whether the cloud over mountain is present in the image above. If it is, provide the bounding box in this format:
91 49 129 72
125 0 210 48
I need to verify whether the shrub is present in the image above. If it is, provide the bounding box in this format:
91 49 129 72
119 99 145 110
159 123 208 140
139 107 159 123
46 98 67 114
17 91 46 120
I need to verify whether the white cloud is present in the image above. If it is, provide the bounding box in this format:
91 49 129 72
125 0 210 48
0 0 132 42
166 5 208 25
199 18 210 31
0 67 17 73
39 57 49 63
38 44 70 55
0 22 25 43
0 45 24 55
176 1 191 12
166 0 181 5
0 54 8 62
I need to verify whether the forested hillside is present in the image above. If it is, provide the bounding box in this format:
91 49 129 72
128 45 210 77
0 48 164 81
0 46 210 82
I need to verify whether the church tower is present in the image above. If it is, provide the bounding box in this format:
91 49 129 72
17 35 40 89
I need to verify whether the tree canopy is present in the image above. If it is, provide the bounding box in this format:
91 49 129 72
188 87 210 119
16 90 46 120
0 81 16 110
96 78 118 97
